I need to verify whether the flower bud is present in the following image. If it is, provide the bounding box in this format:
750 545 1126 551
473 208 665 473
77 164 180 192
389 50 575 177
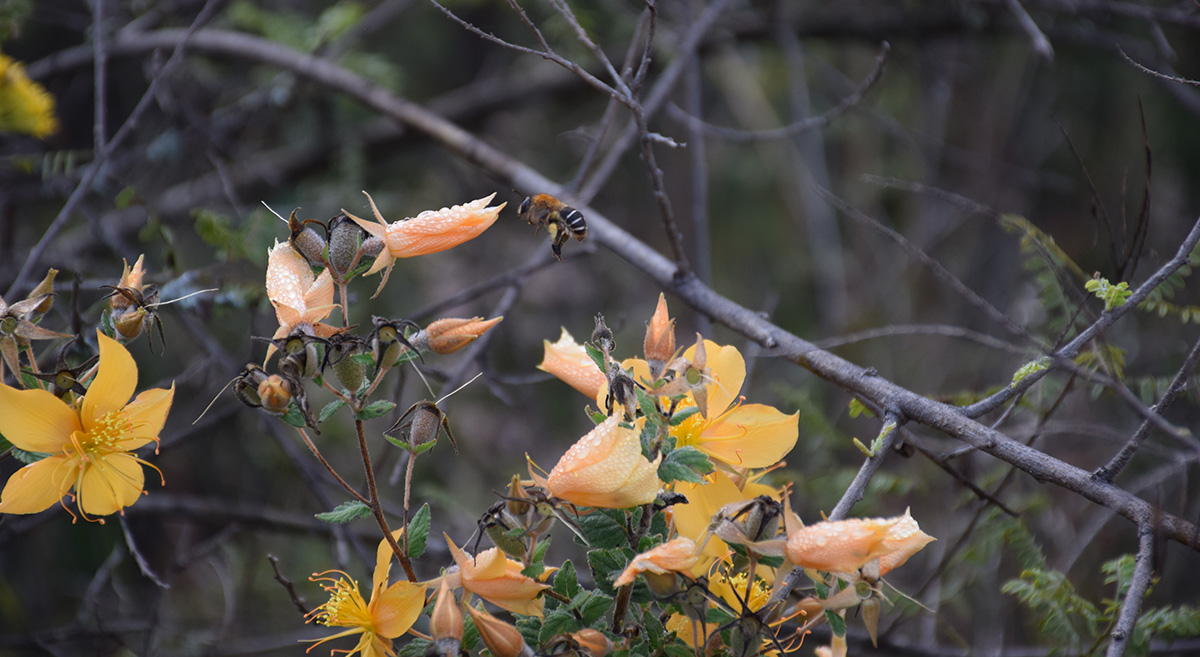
538 328 607 399
643 293 675 373
25 268 58 319
113 307 148 341
420 316 503 355
257 374 292 414
430 579 463 655
572 629 613 657
591 313 614 356
110 255 146 311
464 605 533 657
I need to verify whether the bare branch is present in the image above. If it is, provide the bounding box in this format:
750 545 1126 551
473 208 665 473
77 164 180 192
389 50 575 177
1104 523 1156 657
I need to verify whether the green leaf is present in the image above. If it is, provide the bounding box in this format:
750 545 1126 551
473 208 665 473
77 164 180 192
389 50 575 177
554 560 580 599
669 405 699 425
585 342 606 372
1010 356 1051 389
657 446 713 483
539 609 581 644
319 400 346 423
115 185 138 210
356 400 395 420
281 406 306 427
587 548 628 595
576 511 627 549
315 500 372 524
11 447 51 464
407 504 431 559
826 609 846 637
578 591 613 626
643 609 665 650
847 397 873 418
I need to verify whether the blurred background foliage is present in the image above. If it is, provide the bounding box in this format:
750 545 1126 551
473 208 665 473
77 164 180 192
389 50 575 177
1 0 1199 655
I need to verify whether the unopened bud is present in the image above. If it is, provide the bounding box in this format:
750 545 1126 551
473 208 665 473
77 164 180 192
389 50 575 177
288 209 328 266
421 316 503 355
111 255 146 311
430 579 463 645
328 214 364 276
329 339 366 391
572 629 613 657
464 605 533 657
26 268 58 319
113 307 148 340
591 313 614 356
643 293 675 372
258 375 292 414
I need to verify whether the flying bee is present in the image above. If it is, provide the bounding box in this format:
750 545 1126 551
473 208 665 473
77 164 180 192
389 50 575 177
517 193 587 261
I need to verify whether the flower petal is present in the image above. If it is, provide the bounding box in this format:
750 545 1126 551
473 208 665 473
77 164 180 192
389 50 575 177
374 528 406 594
0 455 72 514
673 471 746 559
539 328 608 399
77 451 145 517
371 580 427 639
0 383 79 453
546 416 662 509
81 332 137 431
383 195 504 258
699 404 798 468
117 385 174 450
684 340 744 418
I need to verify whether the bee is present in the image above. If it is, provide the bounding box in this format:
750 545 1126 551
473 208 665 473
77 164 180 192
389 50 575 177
517 194 587 261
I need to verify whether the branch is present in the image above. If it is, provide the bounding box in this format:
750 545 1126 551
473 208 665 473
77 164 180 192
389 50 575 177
70 26 1200 554
1104 523 1156 657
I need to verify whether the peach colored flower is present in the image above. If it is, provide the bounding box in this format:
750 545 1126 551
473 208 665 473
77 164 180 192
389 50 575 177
345 191 504 297
537 416 662 509
538 328 607 399
786 509 934 575
0 332 173 521
265 240 338 358
445 536 549 617
643 293 676 365
464 605 532 657
305 529 427 657
613 537 700 588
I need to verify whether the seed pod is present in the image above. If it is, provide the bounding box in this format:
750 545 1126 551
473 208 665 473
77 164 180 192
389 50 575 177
288 209 328 266
257 374 292 414
327 214 364 277
591 313 614 357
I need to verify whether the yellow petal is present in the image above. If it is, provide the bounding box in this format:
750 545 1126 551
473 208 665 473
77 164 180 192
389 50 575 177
0 456 72 514
77 451 145 517
0 383 79 453
81 332 137 431
374 528 406 593
673 471 745 558
698 404 798 468
117 385 174 450
683 340 744 417
371 580 427 639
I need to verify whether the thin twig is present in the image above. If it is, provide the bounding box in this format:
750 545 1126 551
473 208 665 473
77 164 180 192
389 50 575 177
1004 0 1054 59
666 42 890 142
119 515 170 589
1119 46 1200 87
1104 523 1156 657
355 418 418 582
1093 333 1200 482
267 554 309 616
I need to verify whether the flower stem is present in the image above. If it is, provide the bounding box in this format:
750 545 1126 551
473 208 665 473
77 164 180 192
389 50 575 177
355 418 418 582
295 427 369 505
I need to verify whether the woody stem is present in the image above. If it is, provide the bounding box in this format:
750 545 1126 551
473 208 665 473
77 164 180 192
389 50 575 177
356 418 418 582
295 427 369 505
611 501 655 633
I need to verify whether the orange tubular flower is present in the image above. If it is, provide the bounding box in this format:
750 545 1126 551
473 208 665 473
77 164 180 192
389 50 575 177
345 191 505 297
643 293 676 366
0 331 174 521
613 537 700 589
670 340 798 469
445 536 549 617
538 416 662 509
305 530 427 657
265 240 339 356
538 328 607 399
786 510 934 575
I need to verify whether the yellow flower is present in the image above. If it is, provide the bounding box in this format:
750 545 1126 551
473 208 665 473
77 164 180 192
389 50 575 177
669 340 798 469
538 415 662 509
0 51 58 138
672 470 779 562
538 328 607 399
345 192 505 297
0 332 173 521
444 535 549 617
265 240 339 359
786 509 934 575
306 530 427 657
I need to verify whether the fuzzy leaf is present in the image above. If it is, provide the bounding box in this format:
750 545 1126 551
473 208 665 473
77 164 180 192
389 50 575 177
315 500 372 524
